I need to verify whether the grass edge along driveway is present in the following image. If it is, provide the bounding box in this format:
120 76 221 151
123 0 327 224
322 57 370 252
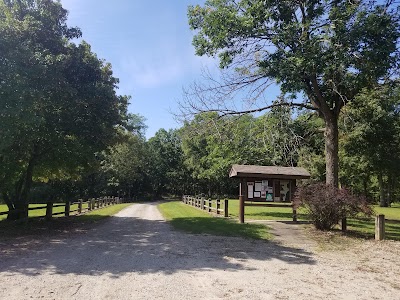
158 201 271 240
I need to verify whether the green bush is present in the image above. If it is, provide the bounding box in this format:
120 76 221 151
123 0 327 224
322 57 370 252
294 183 373 230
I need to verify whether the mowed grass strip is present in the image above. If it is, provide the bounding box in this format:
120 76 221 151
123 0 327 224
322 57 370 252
346 218 400 241
227 199 308 221
0 203 130 224
227 200 400 241
0 203 89 221
159 201 271 240
0 203 132 243
373 204 400 220
0 203 132 239
77 203 131 222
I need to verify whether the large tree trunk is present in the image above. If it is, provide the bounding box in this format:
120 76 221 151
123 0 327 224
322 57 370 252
378 172 387 207
324 115 339 188
7 155 36 221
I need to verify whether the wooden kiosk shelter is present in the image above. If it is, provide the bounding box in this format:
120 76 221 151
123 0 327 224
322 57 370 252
229 164 311 223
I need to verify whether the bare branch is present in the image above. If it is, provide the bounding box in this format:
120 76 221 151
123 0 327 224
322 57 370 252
217 101 317 118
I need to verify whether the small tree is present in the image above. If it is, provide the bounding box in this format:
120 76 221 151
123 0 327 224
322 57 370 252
294 183 373 230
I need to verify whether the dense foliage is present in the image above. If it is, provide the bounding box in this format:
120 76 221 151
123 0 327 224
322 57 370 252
1 0 399 221
185 0 400 188
0 0 128 219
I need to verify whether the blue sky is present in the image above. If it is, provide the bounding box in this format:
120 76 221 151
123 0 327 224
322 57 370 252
61 0 216 139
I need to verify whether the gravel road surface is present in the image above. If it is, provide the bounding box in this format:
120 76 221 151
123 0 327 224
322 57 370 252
0 202 399 299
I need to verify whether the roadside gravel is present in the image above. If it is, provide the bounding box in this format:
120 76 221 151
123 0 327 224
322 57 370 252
0 202 399 300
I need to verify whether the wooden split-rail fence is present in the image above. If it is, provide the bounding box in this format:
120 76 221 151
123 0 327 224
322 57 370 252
182 195 229 217
0 196 123 221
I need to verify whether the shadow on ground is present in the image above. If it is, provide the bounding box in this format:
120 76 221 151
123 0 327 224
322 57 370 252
0 211 316 277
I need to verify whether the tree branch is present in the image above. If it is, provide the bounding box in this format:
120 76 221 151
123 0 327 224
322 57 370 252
211 101 317 118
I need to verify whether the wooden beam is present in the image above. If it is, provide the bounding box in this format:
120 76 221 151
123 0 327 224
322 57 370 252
239 179 244 223
244 203 292 208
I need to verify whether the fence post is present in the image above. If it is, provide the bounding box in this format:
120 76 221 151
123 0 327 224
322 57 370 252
341 217 347 232
96 198 100 209
78 199 83 214
65 201 70 217
201 198 205 210
208 198 212 213
375 214 385 240
224 199 229 217
216 199 220 215
292 207 297 223
46 202 53 221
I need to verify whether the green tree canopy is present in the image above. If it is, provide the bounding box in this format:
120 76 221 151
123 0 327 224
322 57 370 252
341 83 400 205
0 0 128 219
186 0 400 187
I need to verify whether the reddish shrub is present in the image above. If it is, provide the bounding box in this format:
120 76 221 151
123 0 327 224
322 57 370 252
294 183 373 230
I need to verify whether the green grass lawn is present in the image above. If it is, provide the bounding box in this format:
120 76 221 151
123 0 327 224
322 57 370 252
76 203 131 222
227 199 308 220
0 202 121 221
343 204 400 241
0 203 132 240
226 200 400 221
373 203 400 220
159 201 271 240
226 199 400 241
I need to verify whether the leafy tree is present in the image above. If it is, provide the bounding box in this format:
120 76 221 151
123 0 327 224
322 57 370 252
341 84 400 206
101 132 147 200
180 109 313 196
294 113 326 182
146 129 190 198
0 0 127 219
186 0 400 187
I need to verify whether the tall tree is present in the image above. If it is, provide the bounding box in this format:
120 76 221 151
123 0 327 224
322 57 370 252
147 129 189 198
185 0 400 187
101 132 147 199
341 83 400 206
0 0 127 219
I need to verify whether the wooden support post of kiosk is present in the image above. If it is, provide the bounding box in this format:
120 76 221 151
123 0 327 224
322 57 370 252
239 179 244 224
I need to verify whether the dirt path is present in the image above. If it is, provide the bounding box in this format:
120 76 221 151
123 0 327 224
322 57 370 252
0 202 399 299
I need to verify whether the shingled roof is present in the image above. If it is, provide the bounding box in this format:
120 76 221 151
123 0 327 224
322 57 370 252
229 164 311 179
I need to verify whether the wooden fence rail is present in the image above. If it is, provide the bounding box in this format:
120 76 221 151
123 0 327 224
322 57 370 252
0 196 123 221
182 195 229 217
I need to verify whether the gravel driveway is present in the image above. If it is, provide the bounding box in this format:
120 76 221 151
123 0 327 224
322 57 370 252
0 202 399 299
